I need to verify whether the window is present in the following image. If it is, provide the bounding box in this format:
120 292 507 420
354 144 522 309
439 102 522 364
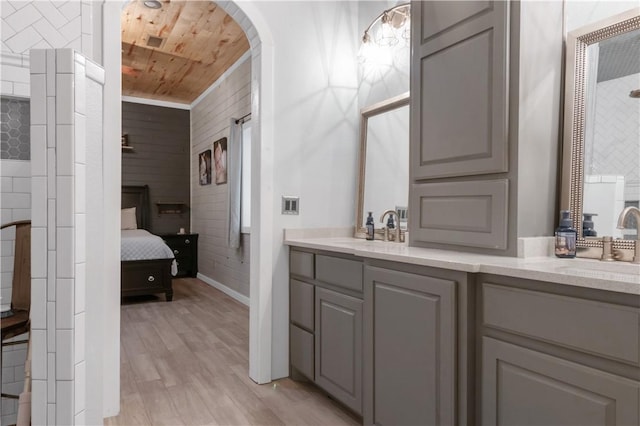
241 121 252 233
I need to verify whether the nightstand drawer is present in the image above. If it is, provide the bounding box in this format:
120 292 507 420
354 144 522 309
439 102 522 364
161 233 199 277
165 235 195 248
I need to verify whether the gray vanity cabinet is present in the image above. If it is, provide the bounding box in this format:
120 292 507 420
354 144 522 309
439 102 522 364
363 265 457 426
479 276 640 426
410 0 509 180
315 287 363 414
482 337 640 425
409 0 564 254
289 249 364 415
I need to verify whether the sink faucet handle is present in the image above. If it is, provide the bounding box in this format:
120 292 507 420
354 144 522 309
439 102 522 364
600 236 615 262
379 209 401 243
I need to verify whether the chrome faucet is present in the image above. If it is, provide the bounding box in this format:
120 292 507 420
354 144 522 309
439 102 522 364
616 206 640 264
380 209 402 243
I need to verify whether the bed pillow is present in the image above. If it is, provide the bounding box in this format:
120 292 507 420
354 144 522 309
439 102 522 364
121 207 138 230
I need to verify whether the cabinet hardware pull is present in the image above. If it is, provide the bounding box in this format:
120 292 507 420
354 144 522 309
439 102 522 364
174 249 179 255
185 239 190 244
148 276 155 282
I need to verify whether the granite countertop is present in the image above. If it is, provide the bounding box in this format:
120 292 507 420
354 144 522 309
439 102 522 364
283 231 640 296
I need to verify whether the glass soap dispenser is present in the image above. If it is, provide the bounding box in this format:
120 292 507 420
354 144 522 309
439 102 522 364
582 212 597 237
366 212 375 241
555 210 577 258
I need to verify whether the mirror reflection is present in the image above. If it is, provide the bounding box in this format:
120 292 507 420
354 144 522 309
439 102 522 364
355 92 410 238
563 7 640 261
582 28 640 239
363 104 409 228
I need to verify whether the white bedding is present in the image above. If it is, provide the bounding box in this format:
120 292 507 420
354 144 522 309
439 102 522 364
121 229 178 276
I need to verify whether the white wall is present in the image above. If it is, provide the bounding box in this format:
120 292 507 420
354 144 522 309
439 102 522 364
356 1 411 228
357 1 410 108
566 1 639 32
245 0 360 378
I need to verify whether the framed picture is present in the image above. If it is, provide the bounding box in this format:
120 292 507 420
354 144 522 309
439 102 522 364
198 149 212 185
213 137 228 185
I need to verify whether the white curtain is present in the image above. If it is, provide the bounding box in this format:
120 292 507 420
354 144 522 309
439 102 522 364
228 118 242 248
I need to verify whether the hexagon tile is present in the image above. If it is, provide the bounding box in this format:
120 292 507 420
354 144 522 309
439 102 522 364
1 97 30 160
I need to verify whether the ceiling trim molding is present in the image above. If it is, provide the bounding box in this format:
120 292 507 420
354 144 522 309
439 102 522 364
190 49 252 109
121 95 191 110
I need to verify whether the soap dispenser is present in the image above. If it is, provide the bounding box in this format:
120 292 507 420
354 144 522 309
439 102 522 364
366 212 375 241
555 210 577 258
582 212 597 237
386 214 395 230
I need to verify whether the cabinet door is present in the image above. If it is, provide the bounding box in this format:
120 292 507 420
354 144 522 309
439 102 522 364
315 287 363 415
482 337 640 426
364 266 456 425
410 179 508 250
410 0 509 179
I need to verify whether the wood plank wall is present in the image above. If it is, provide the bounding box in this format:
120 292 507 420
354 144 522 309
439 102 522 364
191 58 251 298
122 102 190 235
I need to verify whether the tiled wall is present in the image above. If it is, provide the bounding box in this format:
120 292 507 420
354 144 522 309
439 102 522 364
0 159 30 426
191 55 251 298
1 0 93 98
1 97 30 160
1 2 90 422
30 48 103 425
1 1 91 56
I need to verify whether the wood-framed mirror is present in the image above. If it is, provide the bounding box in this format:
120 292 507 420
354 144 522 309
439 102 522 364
561 7 640 260
355 92 410 238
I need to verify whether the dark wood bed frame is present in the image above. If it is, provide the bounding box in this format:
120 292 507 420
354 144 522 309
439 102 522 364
121 185 173 301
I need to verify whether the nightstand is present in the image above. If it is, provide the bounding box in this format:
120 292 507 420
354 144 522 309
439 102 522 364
161 233 198 278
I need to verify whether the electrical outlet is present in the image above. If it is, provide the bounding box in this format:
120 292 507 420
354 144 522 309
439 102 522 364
282 196 300 215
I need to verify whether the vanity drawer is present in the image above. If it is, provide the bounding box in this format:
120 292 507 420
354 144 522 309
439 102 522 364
290 250 315 279
316 255 363 292
290 324 314 380
482 282 640 366
290 279 314 332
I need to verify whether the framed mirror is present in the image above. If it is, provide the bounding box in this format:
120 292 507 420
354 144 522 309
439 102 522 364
355 92 410 238
562 8 640 259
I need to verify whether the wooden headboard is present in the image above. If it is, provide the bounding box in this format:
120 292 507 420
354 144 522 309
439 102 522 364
122 185 151 231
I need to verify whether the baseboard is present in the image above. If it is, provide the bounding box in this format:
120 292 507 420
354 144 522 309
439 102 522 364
196 273 250 307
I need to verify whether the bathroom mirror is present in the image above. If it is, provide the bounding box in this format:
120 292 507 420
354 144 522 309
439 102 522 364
355 92 410 238
562 8 640 259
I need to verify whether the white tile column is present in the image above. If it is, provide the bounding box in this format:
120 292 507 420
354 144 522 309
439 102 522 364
30 48 103 426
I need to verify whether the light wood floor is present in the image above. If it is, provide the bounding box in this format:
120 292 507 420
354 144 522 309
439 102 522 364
105 278 360 426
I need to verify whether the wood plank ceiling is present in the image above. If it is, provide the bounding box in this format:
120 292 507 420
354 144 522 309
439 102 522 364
121 0 250 104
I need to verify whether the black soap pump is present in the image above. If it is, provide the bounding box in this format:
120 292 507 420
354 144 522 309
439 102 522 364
366 212 375 241
555 210 577 258
386 214 395 231
582 212 598 237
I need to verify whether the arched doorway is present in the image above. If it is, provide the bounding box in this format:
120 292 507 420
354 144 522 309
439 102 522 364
101 0 275 416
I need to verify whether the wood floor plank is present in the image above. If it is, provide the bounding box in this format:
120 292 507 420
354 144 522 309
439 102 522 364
105 392 152 426
130 353 162 383
136 380 184 426
151 353 185 388
107 278 360 426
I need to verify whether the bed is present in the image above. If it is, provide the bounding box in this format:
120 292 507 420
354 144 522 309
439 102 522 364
121 185 176 301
